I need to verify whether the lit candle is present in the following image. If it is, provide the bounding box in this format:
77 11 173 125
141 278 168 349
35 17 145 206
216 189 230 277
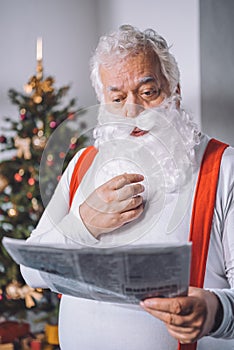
36 37 42 61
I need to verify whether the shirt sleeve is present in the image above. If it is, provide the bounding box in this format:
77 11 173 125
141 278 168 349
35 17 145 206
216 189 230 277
207 146 234 338
21 148 99 288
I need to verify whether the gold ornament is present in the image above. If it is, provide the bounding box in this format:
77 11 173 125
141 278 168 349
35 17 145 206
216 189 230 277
7 207 18 217
19 168 25 176
14 136 31 159
31 197 39 210
23 59 54 104
33 94 42 104
6 280 43 308
32 135 47 150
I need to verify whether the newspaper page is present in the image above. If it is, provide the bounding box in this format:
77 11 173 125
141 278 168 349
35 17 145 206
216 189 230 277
3 237 191 304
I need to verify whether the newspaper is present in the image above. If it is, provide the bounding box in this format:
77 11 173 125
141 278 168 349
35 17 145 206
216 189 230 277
3 237 191 304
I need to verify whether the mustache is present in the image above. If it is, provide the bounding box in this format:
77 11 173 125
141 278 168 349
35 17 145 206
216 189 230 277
97 97 178 133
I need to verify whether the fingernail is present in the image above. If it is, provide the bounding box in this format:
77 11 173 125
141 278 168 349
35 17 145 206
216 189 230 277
142 299 152 307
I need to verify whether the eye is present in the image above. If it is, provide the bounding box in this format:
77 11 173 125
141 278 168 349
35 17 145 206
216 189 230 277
113 98 122 103
112 95 125 104
140 88 161 99
143 90 153 96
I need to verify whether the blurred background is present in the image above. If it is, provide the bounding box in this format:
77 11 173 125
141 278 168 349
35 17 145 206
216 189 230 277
0 0 200 128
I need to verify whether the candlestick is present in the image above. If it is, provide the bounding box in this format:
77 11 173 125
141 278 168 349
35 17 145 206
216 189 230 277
36 37 42 61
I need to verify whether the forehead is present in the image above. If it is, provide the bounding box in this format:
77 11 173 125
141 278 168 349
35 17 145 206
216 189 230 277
99 51 163 90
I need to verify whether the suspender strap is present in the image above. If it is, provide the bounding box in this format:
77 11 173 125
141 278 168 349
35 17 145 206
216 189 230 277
69 146 98 207
178 138 228 350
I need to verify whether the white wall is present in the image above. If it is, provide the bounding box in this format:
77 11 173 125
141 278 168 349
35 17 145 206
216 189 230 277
0 0 200 127
97 0 201 125
200 0 234 145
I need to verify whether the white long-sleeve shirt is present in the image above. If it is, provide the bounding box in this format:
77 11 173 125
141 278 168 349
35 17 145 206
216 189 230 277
21 134 234 350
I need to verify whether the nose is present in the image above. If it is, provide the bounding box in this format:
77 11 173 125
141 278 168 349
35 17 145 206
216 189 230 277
123 93 144 117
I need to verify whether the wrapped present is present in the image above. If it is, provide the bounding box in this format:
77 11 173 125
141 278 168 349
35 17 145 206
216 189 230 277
44 324 59 345
0 321 30 343
20 335 33 350
0 344 14 350
30 339 41 350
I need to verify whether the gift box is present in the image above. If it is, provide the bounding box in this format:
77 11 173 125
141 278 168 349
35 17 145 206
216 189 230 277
44 324 59 345
0 344 14 350
0 321 30 343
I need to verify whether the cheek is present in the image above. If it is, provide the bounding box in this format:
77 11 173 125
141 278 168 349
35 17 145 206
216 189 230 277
101 101 123 116
147 94 166 108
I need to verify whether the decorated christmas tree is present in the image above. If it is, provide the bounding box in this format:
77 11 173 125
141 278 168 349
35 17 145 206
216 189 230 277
0 39 88 323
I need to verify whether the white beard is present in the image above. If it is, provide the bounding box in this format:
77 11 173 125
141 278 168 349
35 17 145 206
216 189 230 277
93 97 201 198
77 97 202 246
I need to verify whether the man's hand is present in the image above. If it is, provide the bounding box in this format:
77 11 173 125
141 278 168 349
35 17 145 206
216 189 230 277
79 173 145 238
140 287 220 344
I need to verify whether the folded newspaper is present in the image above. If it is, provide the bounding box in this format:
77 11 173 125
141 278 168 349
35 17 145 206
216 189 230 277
3 237 191 304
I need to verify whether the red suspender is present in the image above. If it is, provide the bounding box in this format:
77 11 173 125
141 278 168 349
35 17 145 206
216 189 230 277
178 138 228 350
69 140 228 350
69 146 98 207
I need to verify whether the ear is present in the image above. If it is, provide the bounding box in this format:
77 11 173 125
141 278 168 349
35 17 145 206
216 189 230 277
175 83 181 108
176 83 181 96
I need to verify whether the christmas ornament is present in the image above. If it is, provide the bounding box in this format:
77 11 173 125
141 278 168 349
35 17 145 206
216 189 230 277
46 154 54 166
19 168 25 176
7 207 18 217
59 152 65 159
20 108 27 120
5 281 43 308
32 135 47 150
27 192 33 199
14 173 23 182
49 120 57 128
28 178 35 186
0 135 7 143
31 198 39 211
14 136 31 159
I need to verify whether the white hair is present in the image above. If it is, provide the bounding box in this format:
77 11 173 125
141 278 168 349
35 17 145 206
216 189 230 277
90 24 180 101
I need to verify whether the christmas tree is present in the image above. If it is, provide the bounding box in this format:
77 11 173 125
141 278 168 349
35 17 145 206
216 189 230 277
0 43 88 322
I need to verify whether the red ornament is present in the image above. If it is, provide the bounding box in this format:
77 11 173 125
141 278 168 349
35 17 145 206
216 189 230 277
0 135 7 143
28 178 35 186
14 173 23 182
49 121 57 128
46 160 54 166
68 113 75 120
27 192 33 199
69 143 76 150
59 152 65 159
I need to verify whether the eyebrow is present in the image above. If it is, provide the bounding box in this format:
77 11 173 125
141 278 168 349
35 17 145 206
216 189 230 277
107 76 156 92
138 76 156 84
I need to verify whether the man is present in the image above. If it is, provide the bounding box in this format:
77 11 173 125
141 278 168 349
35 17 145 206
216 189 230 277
21 25 234 349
